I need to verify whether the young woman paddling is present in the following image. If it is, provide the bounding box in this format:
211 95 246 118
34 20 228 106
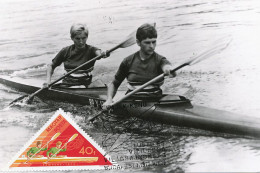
43 23 107 88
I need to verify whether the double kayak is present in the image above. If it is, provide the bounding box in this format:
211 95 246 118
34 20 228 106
1 75 260 138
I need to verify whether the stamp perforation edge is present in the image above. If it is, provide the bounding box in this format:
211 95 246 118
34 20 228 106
3 108 118 171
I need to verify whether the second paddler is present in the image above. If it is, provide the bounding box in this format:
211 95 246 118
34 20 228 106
102 23 176 109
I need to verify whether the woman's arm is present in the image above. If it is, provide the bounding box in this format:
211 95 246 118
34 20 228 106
43 63 56 88
102 79 120 110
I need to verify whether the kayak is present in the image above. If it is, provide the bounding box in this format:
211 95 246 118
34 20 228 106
13 157 98 163
1 75 260 138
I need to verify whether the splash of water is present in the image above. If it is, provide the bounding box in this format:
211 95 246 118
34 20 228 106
2 98 30 111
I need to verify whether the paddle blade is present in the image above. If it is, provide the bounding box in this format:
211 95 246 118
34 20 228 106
9 95 28 106
119 23 157 48
25 96 34 104
88 110 105 122
51 132 61 141
119 31 136 48
188 37 232 66
68 134 78 142
8 94 36 107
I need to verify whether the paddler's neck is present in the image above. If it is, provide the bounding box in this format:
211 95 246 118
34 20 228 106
74 44 86 52
139 50 152 61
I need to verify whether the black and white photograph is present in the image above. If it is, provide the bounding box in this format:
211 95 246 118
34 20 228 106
0 0 260 172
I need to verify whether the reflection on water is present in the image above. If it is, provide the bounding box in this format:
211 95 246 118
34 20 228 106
1 0 260 172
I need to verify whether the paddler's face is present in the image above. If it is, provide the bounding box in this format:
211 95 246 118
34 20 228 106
72 32 88 49
37 144 42 148
56 144 62 148
137 38 157 55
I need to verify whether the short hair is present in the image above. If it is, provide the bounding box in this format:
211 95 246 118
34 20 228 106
136 23 157 42
70 23 89 38
56 141 62 146
36 141 42 146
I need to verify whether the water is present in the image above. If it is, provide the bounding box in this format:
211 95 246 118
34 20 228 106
0 0 260 172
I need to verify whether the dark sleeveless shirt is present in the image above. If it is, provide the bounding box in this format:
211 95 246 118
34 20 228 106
52 44 99 73
114 51 171 88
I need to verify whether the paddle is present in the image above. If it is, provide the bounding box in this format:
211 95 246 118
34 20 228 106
46 134 78 163
9 31 137 106
89 38 232 122
26 132 61 163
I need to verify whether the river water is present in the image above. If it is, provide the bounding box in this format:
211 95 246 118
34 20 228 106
0 0 260 172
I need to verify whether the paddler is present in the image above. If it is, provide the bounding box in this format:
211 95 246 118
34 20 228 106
46 141 67 158
103 23 176 109
27 141 48 160
43 23 108 88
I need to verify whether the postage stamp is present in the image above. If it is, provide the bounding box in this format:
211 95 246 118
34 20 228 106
3 109 118 171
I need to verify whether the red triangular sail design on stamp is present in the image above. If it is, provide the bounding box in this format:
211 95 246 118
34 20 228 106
7 109 115 171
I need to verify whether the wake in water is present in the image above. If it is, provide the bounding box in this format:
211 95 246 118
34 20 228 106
0 64 47 76
9 64 47 79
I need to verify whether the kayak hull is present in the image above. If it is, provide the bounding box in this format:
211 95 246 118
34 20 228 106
1 76 260 138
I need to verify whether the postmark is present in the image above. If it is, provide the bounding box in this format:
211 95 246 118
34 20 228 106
94 107 171 171
4 109 118 171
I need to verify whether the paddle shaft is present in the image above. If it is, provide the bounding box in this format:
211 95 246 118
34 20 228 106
28 142 49 160
113 62 189 105
49 44 123 87
89 63 189 122
27 133 61 162
49 143 67 159
28 44 123 100
47 134 78 162
113 65 186 105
